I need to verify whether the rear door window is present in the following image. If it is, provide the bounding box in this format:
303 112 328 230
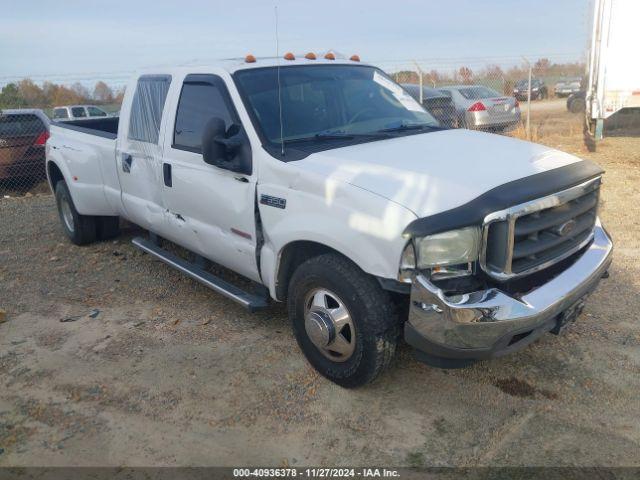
173 75 236 153
71 107 87 118
87 106 107 117
53 108 69 119
128 75 172 144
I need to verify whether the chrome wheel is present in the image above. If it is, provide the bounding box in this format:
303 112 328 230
60 196 74 233
304 288 356 362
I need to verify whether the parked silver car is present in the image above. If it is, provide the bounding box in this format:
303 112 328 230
438 85 521 131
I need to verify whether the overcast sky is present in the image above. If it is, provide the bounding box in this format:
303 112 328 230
0 0 593 87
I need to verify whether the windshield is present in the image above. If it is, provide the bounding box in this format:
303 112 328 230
234 65 438 146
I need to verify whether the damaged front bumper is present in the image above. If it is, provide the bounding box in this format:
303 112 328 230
405 224 613 364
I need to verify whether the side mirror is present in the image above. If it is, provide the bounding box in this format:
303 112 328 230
202 117 247 166
202 117 227 166
201 116 252 175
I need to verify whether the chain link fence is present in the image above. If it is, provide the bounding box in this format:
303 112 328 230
1 55 586 197
0 102 122 197
380 56 586 140
0 108 52 196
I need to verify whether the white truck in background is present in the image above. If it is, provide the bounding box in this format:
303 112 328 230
46 56 612 387
588 0 640 138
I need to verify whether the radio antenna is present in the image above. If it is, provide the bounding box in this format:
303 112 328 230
275 5 285 156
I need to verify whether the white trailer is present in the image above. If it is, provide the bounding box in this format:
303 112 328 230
588 0 640 138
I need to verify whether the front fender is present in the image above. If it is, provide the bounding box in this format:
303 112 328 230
257 179 416 299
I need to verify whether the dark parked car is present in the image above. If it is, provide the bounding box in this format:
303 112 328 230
0 109 50 181
554 77 583 97
567 91 586 113
401 84 458 127
513 78 548 100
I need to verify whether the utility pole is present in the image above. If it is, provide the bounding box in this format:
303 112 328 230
522 57 532 140
413 61 423 104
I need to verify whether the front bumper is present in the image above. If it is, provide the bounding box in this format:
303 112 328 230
405 224 613 361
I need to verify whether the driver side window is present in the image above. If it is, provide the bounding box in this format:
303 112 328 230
173 77 234 153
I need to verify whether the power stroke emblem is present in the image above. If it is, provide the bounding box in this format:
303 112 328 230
260 194 287 209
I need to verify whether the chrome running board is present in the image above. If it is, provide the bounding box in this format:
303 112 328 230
132 236 269 312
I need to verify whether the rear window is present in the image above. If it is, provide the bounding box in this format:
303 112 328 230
458 86 500 99
71 107 87 118
0 114 46 137
128 75 171 144
53 108 69 119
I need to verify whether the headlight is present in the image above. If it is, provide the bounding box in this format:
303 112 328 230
415 226 480 269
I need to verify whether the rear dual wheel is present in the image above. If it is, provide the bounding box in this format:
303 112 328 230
55 180 120 245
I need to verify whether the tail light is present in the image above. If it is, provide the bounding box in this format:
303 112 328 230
468 102 486 112
34 131 50 145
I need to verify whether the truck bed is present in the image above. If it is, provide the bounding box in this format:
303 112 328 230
48 117 121 216
52 117 119 140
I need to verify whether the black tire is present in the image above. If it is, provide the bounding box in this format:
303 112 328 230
569 98 586 114
96 216 121 240
287 253 400 388
54 180 97 245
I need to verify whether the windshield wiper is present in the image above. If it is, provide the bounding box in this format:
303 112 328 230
378 123 442 133
282 131 390 144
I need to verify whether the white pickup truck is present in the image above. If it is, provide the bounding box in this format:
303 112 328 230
46 56 613 387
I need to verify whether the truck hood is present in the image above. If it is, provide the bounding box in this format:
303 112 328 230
293 129 583 218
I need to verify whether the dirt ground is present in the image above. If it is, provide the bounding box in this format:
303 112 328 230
1 112 639 467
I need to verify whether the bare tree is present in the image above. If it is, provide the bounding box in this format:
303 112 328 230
458 66 473 85
93 81 114 103
17 79 46 106
113 86 126 105
71 82 90 101
533 58 551 77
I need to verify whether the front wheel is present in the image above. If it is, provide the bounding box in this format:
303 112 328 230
287 253 400 388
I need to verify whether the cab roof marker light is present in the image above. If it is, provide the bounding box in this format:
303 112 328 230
324 52 336 60
305 52 317 60
284 52 295 61
245 54 256 63
350 54 360 62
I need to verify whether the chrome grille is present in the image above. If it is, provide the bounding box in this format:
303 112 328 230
481 177 601 280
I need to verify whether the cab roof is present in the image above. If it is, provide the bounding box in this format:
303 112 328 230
136 56 369 77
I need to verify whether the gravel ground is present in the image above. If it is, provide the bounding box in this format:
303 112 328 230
0 130 639 467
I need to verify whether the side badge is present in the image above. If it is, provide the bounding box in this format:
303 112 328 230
260 194 287 210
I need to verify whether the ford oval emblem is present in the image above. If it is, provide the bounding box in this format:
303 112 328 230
557 219 577 236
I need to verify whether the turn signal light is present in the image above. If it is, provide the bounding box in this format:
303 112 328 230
350 54 360 62
324 52 336 60
245 54 256 63
305 52 317 60
468 102 486 112
284 52 295 60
